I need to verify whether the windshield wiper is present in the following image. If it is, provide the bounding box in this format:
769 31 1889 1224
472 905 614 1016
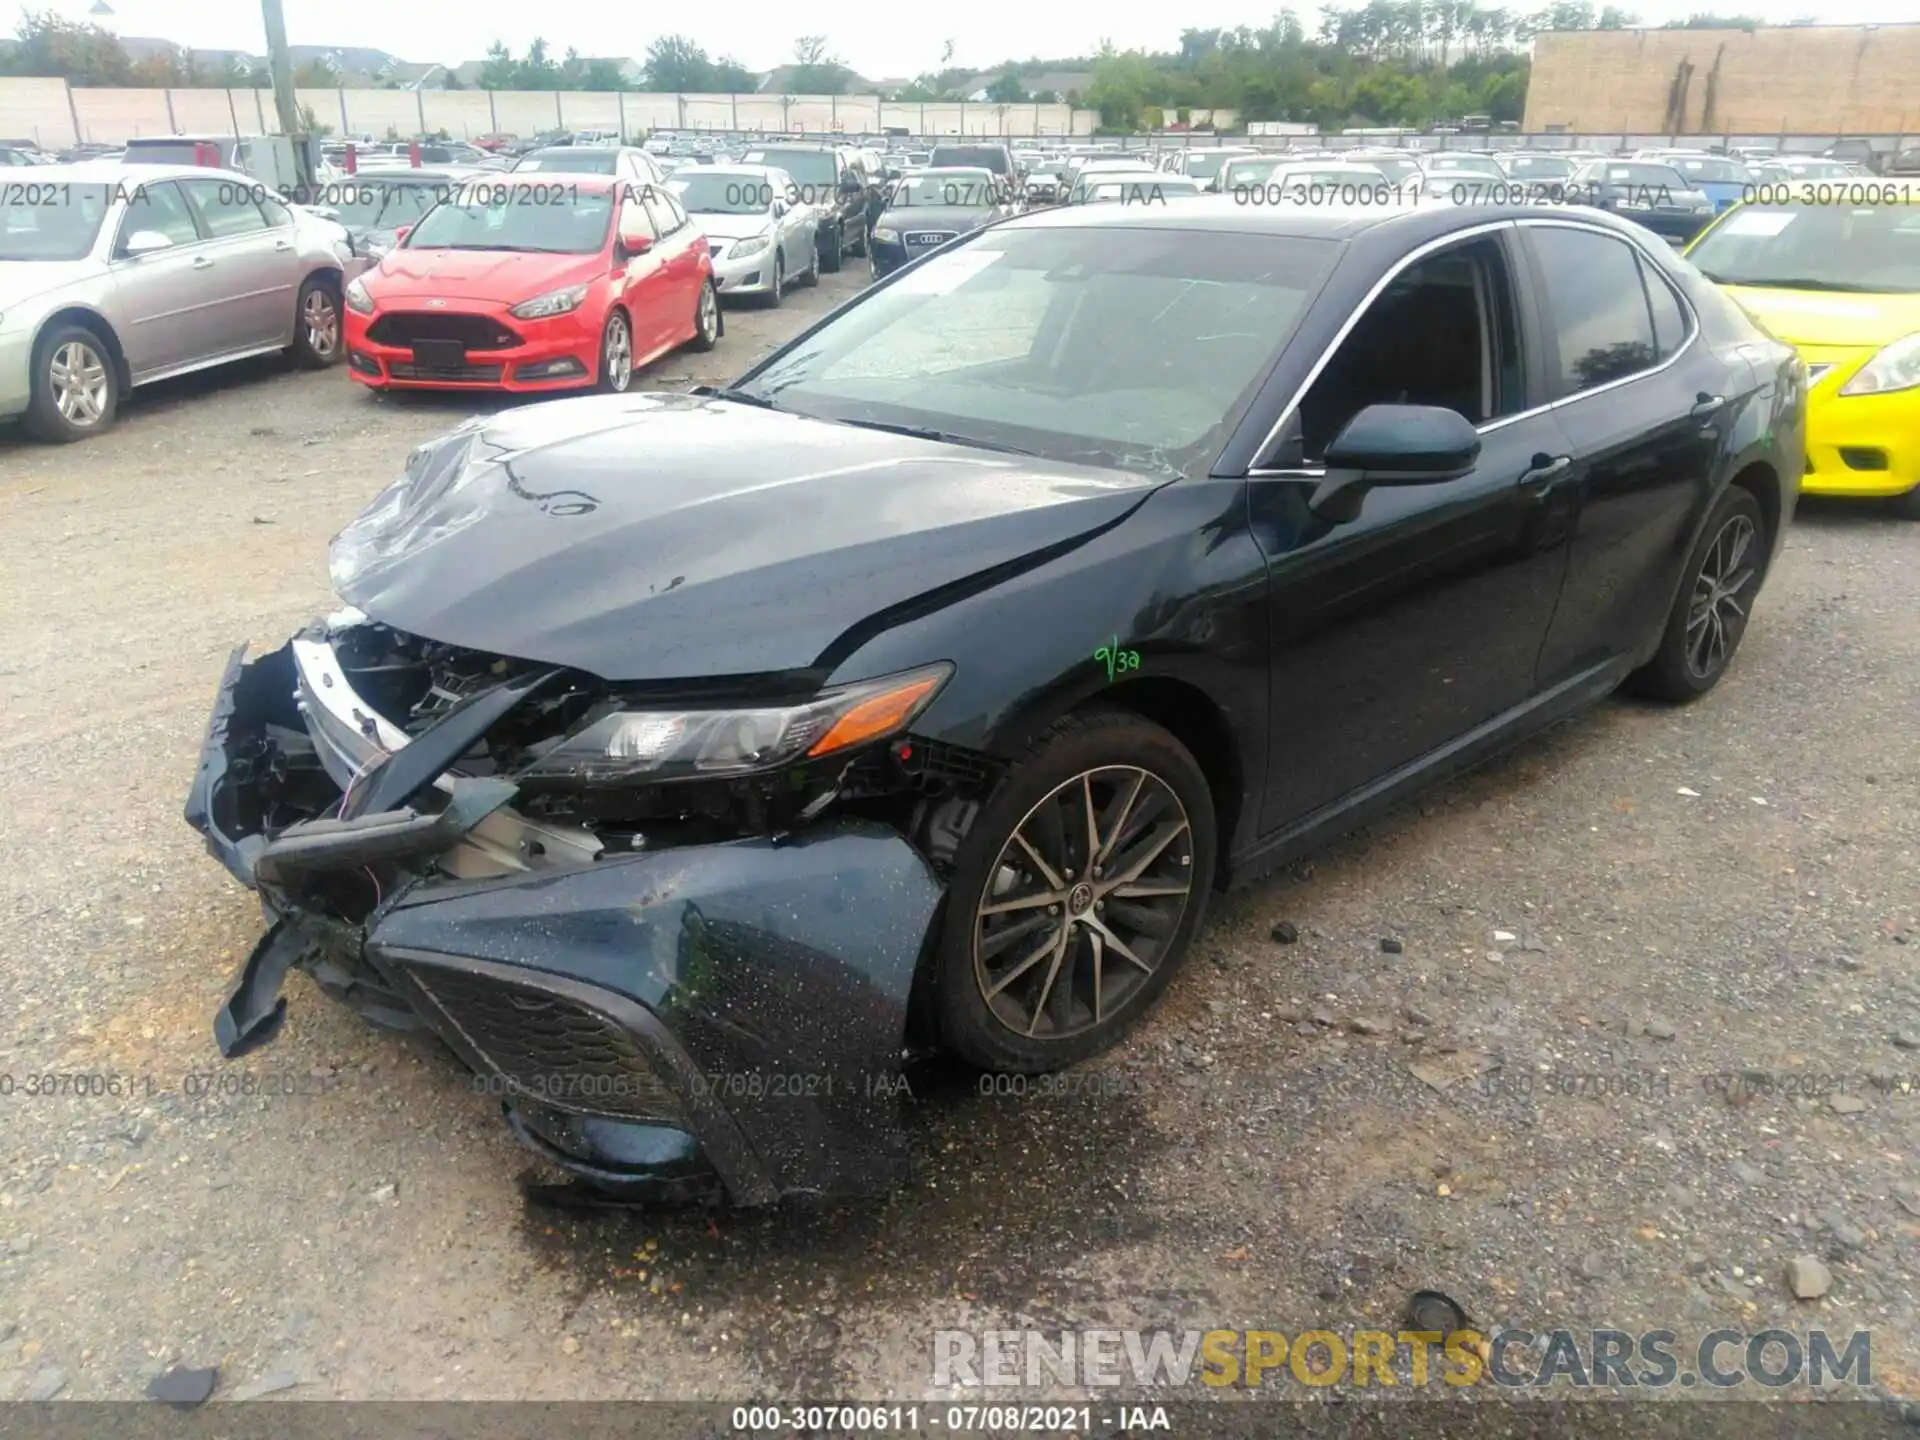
831 416 1038 457
705 386 776 409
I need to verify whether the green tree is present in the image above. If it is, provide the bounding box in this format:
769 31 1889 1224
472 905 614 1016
0 10 134 84
985 67 1028 103
645 35 714 91
789 35 850 94
477 41 518 90
291 58 337 87
712 56 757 91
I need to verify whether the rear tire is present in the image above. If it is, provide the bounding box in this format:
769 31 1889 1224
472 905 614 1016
1627 486 1768 702
820 223 844 273
685 279 721 353
933 710 1217 1073
25 323 118 442
289 276 343 369
1888 482 1920 520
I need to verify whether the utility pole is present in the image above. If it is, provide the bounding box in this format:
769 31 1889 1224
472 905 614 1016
260 0 312 189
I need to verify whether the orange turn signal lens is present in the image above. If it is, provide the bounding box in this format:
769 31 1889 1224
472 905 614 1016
806 673 945 759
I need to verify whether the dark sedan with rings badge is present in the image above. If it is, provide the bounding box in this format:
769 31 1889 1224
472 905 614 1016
185 195 1801 1209
869 167 1018 278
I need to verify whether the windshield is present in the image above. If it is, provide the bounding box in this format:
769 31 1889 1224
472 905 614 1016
1355 154 1422 182
0 182 111 260
890 171 998 208
1181 151 1254 181
1504 154 1573 178
406 182 613 253
731 226 1336 477
747 149 836 186
1425 154 1504 176
328 180 448 230
1688 204 1920 293
1667 156 1749 184
1786 160 1852 178
1595 163 1689 189
515 148 617 174
929 146 1010 176
1081 178 1199 203
669 172 771 215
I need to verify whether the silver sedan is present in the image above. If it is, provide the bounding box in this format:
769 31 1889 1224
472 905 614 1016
0 161 359 442
666 165 821 305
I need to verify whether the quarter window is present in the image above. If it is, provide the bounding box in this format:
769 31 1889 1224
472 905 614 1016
1640 259 1689 360
1527 226 1660 397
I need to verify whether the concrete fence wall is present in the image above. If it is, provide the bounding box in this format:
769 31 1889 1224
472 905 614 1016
0 77 1095 147
1526 25 1920 135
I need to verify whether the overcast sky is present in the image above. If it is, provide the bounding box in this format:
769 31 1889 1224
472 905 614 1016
60 0 1920 79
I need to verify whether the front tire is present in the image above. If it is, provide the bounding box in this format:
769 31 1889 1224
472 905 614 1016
685 279 721 353
1628 485 1768 702
25 324 118 442
764 250 785 308
1889 482 1920 520
799 241 821 287
820 222 844 273
596 309 633 392
289 276 343 369
934 711 1217 1073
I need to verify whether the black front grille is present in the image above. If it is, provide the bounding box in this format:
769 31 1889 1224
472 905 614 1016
387 361 506 383
408 965 680 1122
366 312 523 351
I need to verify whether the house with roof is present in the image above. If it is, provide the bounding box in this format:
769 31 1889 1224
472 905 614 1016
960 69 1092 102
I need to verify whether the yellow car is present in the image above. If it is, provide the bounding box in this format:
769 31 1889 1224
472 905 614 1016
1686 197 1920 517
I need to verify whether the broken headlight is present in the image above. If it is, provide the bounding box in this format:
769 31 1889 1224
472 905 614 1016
520 663 951 783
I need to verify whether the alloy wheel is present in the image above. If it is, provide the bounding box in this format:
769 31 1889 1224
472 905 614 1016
1685 512 1758 679
50 341 109 427
972 766 1195 1041
698 284 719 344
303 288 339 358
604 314 632 390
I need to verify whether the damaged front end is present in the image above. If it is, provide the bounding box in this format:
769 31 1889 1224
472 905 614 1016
183 614 960 1205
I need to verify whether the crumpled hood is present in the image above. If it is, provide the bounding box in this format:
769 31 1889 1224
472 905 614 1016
330 392 1162 682
1721 285 1920 349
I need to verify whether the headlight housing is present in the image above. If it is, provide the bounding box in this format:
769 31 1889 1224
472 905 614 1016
871 226 899 243
728 233 770 258
518 663 952 783
1839 332 1920 396
509 284 590 320
344 276 373 314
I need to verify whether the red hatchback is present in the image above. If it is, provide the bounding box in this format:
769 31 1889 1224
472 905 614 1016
343 176 721 394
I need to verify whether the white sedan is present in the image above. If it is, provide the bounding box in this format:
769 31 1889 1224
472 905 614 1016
667 164 821 306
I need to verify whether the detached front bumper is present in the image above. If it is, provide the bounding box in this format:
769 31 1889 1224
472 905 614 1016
184 633 946 1205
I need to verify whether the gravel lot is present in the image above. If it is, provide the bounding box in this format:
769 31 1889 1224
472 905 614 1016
0 263 1915 1414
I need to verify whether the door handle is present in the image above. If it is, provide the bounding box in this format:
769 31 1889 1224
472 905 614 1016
191 256 215 269
1690 392 1726 418
1517 454 1572 489
274 240 293 252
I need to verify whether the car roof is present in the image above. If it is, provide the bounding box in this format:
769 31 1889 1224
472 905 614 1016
998 192 1641 243
25 160 260 186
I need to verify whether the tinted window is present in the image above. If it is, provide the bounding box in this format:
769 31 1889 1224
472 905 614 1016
1529 226 1658 395
117 179 200 248
642 189 683 236
1640 259 1688 359
179 180 267 238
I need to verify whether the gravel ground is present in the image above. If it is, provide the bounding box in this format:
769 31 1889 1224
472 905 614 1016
0 266 1915 1415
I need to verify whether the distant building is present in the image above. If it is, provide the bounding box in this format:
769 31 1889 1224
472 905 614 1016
960 70 1092 103
755 64 878 94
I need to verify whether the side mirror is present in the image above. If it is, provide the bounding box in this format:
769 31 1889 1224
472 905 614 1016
121 229 174 256
771 199 786 218
620 231 653 255
392 224 412 245
1309 404 1481 523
